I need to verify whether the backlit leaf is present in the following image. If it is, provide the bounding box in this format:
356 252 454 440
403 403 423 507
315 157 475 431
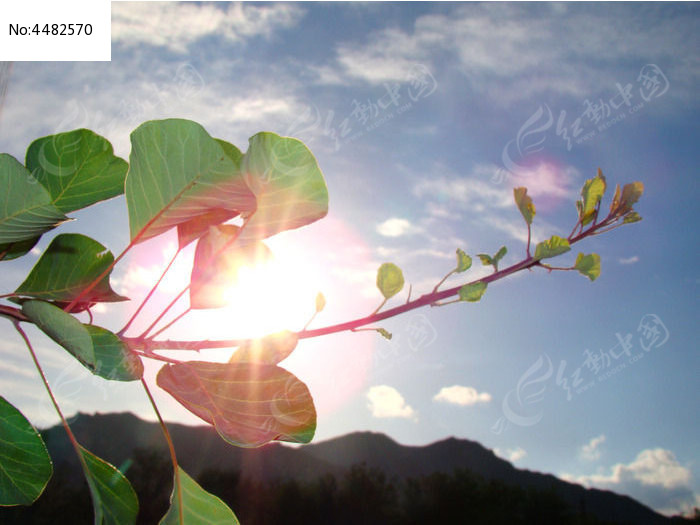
26 129 128 213
160 467 239 525
84 325 143 381
176 209 240 250
477 254 493 266
315 292 326 313
215 138 243 168
574 253 601 282
15 233 127 306
494 245 507 264
579 169 606 226
125 119 255 243
229 330 298 365
456 249 472 273
22 300 95 371
623 211 642 224
609 184 621 214
157 361 316 448
0 397 52 505
534 235 571 260
238 132 328 242
190 225 272 309
0 154 68 243
619 182 644 213
458 281 488 302
376 262 404 299
80 446 138 525
377 328 392 340
513 187 535 225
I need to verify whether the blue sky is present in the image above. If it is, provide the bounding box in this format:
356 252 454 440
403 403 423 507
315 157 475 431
1 2 698 517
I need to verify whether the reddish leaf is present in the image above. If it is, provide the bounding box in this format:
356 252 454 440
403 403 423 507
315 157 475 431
177 208 240 249
156 361 316 448
229 331 298 365
189 225 272 309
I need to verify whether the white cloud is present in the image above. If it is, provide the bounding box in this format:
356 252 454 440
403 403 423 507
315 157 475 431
325 4 697 104
433 385 492 406
618 256 640 265
366 385 416 420
564 448 698 517
495 446 527 463
376 217 415 237
112 3 304 53
580 434 606 461
411 162 569 246
413 171 513 210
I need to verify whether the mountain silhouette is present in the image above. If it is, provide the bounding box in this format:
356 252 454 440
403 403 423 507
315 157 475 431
1 412 688 524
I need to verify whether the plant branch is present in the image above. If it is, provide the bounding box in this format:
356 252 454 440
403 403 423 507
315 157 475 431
119 246 182 336
0 304 26 323
141 377 183 524
14 321 94 496
147 307 192 340
138 286 190 339
123 216 624 352
432 269 456 293
63 180 200 314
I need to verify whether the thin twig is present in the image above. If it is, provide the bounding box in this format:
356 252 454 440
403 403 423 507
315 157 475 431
141 377 183 524
119 247 182 336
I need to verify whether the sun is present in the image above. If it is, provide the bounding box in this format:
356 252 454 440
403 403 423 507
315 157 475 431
189 235 324 342
220 254 317 338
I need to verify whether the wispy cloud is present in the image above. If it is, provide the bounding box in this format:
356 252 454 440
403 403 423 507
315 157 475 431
323 3 699 104
411 162 565 246
495 446 527 463
433 385 492 406
112 3 305 53
580 434 606 461
367 385 417 420
618 256 640 265
563 448 697 516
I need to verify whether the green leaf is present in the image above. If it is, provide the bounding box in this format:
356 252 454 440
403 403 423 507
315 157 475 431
623 211 642 224
125 119 255 244
574 253 601 282
477 254 494 266
455 249 472 273
315 292 326 313
160 467 239 525
22 300 95 371
619 182 644 213
376 262 404 300
579 170 607 226
189 225 272 309
84 325 143 381
157 361 316 448
25 129 128 213
0 154 68 243
238 132 329 242
80 446 138 525
15 233 127 307
0 397 52 505
534 235 571 260
229 330 298 365
376 328 392 340
513 187 535 225
458 281 488 302
494 245 507 264
215 138 243 168
0 236 40 262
